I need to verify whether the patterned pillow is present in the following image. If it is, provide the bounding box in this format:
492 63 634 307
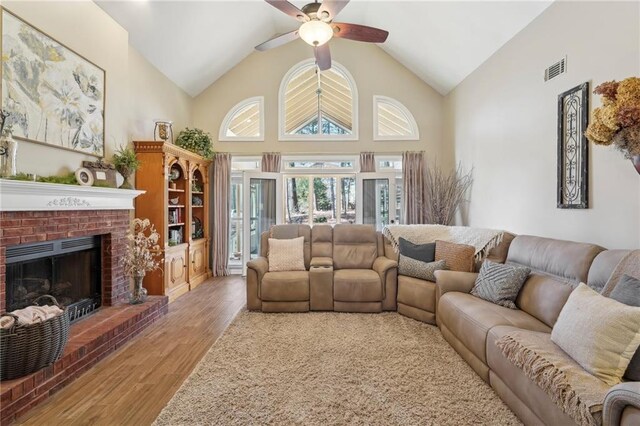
399 255 447 282
398 238 435 263
435 240 475 272
471 261 530 309
268 237 306 272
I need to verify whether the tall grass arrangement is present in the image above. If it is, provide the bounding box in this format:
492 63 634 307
424 163 473 225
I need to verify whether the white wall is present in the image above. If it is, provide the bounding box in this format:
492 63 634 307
445 1 640 249
2 1 193 177
193 38 451 168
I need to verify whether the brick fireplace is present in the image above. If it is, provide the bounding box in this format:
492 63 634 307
0 181 169 423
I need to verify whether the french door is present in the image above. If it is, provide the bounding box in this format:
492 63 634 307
356 173 399 231
242 173 282 272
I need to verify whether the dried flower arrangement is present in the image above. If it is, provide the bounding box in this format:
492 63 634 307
585 77 640 167
424 163 473 226
122 218 161 277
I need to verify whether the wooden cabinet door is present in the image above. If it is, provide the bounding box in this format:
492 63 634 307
165 245 189 300
189 239 208 288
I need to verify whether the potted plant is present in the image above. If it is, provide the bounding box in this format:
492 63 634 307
112 145 140 189
585 77 640 175
121 218 161 304
175 128 213 159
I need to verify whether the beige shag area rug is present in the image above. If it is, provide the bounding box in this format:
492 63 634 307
155 311 521 426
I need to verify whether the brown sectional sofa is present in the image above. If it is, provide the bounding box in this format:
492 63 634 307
436 235 637 426
246 225 640 425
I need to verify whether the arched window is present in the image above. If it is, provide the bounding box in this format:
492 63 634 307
279 59 358 141
373 96 419 141
219 96 264 141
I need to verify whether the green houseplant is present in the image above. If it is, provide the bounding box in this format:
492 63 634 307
112 145 140 189
175 128 213 159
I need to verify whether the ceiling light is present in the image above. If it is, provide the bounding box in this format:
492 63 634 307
299 20 333 47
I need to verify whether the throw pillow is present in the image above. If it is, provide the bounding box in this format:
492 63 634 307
398 255 447 282
268 237 306 272
609 274 640 307
471 261 530 309
435 240 475 272
608 274 640 381
551 283 640 386
398 238 436 263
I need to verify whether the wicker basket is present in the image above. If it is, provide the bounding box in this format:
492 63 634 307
0 295 70 381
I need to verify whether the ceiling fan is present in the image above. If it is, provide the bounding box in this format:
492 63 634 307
256 0 389 71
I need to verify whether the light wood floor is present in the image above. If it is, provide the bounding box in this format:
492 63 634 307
16 276 246 426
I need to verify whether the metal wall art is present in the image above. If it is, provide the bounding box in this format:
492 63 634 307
557 82 589 209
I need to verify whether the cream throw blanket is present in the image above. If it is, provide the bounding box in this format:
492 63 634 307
497 330 610 426
1 305 64 329
383 225 504 263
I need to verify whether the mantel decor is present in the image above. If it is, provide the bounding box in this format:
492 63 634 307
557 82 589 209
1 8 105 157
585 77 640 175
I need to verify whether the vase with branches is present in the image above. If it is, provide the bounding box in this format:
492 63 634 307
121 218 161 304
424 163 473 225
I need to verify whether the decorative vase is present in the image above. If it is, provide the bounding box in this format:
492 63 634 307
130 275 148 304
632 155 640 175
116 165 134 189
0 132 17 178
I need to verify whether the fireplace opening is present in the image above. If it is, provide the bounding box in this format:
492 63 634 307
5 236 102 323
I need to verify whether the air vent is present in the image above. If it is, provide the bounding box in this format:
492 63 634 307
61 236 96 250
544 57 567 82
7 243 54 260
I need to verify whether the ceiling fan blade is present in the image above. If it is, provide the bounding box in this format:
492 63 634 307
317 0 350 22
331 22 389 43
314 44 332 71
255 30 299 51
265 0 309 22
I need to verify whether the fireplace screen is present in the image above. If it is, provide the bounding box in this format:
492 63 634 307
5 236 101 322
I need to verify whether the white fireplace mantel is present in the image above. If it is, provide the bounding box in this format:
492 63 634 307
0 179 145 211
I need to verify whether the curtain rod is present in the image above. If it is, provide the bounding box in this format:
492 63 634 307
223 152 406 157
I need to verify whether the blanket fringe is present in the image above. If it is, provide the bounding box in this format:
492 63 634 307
497 335 598 426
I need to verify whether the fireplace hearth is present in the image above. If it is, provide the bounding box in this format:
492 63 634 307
5 236 102 322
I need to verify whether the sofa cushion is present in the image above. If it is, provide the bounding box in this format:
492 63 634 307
506 235 604 284
333 269 382 302
514 274 575 328
332 224 378 270
399 255 446 282
435 240 475 272
438 292 550 364
311 225 333 258
551 283 640 386
397 275 436 313
398 237 435 262
587 249 632 292
471 261 530 309
261 271 309 302
268 237 306 272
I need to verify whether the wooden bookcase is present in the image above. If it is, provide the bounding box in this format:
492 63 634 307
133 141 212 301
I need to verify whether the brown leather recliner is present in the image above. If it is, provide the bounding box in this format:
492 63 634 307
246 224 312 313
332 224 397 313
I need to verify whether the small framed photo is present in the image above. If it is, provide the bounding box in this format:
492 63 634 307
75 167 94 186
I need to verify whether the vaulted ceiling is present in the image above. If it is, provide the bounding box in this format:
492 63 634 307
96 1 552 97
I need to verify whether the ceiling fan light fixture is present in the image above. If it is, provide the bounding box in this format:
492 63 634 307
299 20 333 46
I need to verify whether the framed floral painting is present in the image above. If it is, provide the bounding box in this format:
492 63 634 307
1 8 105 157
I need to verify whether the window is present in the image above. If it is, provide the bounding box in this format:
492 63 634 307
279 60 358 141
219 97 264 141
285 175 356 226
373 96 419 141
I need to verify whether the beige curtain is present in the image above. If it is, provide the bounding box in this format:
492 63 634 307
212 153 231 276
261 152 281 172
360 152 376 172
402 151 426 224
